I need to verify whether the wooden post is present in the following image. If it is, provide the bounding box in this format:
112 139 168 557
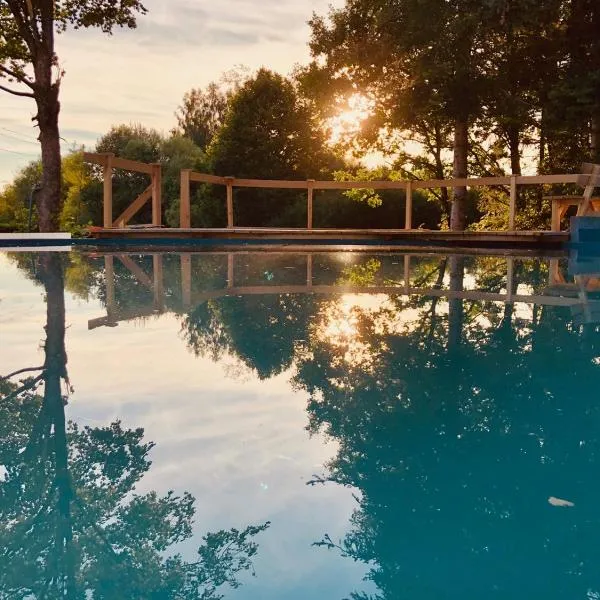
404 254 411 295
307 180 315 229
225 176 234 228
227 253 234 288
509 175 517 230
153 254 164 311
549 258 560 286
506 257 515 302
105 255 116 322
103 153 114 229
151 163 162 227
551 200 560 232
181 254 192 309
405 181 413 230
180 169 191 229
306 254 313 288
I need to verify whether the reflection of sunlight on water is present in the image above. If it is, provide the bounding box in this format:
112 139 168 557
315 294 421 369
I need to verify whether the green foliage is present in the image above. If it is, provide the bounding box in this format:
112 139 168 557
204 68 338 227
0 160 41 231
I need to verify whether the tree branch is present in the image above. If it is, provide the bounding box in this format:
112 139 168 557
5 0 39 49
0 81 35 97
0 64 35 89
0 373 45 403
0 366 45 382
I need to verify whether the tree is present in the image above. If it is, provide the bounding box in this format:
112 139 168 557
0 0 147 231
175 82 231 150
308 0 503 230
206 68 337 227
175 68 250 150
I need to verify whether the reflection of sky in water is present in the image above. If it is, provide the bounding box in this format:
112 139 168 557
0 252 371 599
4 249 600 598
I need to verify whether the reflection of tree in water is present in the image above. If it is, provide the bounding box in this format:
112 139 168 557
0 254 269 599
293 263 600 598
183 294 316 379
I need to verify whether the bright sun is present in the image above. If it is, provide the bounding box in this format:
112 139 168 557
328 94 373 144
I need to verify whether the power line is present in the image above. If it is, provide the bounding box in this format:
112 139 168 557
0 126 38 142
0 147 37 156
0 131 39 146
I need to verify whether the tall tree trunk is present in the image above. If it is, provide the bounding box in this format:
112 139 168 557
33 2 62 233
34 58 61 232
450 119 469 231
507 126 522 176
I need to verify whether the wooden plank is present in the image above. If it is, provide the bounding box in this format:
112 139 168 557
83 152 154 174
153 255 164 310
117 255 154 289
232 178 308 189
551 199 561 232
151 163 162 227
307 180 314 229
405 181 413 230
315 180 407 190
225 177 234 228
103 155 113 229
112 156 154 175
181 254 192 308
105 255 115 319
414 176 510 189
516 174 580 185
189 172 227 185
578 164 600 216
180 169 191 228
509 175 517 230
113 184 152 228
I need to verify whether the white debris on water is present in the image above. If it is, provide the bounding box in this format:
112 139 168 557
548 496 575 507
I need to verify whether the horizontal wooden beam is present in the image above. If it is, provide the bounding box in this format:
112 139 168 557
83 152 154 175
189 172 227 185
185 171 585 191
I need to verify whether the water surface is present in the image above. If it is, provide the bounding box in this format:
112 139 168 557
1 248 599 599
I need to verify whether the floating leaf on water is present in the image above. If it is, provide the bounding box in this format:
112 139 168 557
548 496 575 507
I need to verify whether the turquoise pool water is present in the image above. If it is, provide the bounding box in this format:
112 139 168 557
1 248 599 599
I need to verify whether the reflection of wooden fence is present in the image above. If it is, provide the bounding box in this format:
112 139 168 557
88 253 599 330
179 170 589 231
84 152 162 228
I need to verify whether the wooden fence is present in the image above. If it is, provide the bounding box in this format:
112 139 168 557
180 170 586 231
84 152 162 228
83 151 597 232
88 252 600 330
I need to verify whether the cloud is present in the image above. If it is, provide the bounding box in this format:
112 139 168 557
0 0 344 184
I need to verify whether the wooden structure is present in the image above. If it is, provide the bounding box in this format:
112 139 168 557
546 162 600 231
88 251 596 330
178 170 583 232
84 152 162 228
82 152 600 242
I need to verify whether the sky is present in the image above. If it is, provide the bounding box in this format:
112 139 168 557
0 0 343 188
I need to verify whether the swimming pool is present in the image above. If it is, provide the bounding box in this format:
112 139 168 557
1 248 599 599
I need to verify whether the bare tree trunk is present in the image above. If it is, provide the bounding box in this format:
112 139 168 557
507 126 522 176
450 119 469 231
34 54 62 232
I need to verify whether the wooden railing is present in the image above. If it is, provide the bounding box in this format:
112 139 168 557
88 252 599 330
84 152 162 228
180 170 585 231
83 151 594 232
